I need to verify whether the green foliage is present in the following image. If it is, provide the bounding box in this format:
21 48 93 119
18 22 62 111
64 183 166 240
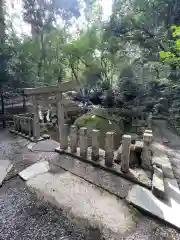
160 26 180 68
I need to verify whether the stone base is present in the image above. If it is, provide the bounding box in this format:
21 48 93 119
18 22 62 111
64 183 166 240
127 181 180 230
27 171 137 239
55 146 152 189
9 129 47 142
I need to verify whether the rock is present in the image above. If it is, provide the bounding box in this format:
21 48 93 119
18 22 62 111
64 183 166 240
19 161 50 181
114 141 143 167
74 108 124 149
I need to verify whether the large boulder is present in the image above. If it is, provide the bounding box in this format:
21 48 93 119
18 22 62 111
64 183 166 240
74 108 124 149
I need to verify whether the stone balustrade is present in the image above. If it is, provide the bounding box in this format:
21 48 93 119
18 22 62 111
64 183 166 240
58 124 153 172
13 115 33 138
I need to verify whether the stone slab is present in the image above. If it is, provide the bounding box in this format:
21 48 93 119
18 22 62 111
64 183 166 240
127 184 180 230
152 166 165 199
27 171 137 239
19 161 50 181
31 139 59 152
56 147 152 189
164 178 180 207
0 160 13 186
50 154 132 198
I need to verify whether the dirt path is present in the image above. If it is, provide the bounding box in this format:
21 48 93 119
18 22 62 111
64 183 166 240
153 120 180 186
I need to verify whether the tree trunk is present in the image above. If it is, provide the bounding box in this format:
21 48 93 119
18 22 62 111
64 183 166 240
0 87 5 128
0 0 4 46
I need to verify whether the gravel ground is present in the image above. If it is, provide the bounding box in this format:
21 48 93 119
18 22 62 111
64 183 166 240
0 129 180 239
0 130 102 240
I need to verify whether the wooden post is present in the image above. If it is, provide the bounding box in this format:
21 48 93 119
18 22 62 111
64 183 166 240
79 127 88 158
56 93 65 143
61 124 69 150
142 132 153 170
92 129 100 161
121 135 131 173
32 95 40 139
105 132 114 167
70 125 78 153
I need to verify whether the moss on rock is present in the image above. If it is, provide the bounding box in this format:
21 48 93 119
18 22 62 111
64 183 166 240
74 108 124 149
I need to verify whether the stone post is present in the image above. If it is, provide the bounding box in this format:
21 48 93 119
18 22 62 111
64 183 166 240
147 112 152 129
30 118 33 136
19 117 23 133
56 93 65 144
32 95 40 139
91 129 100 161
61 124 69 150
16 116 20 132
79 127 88 158
105 132 114 167
28 118 32 137
13 116 17 131
70 125 78 153
121 135 131 173
142 132 153 170
24 117 27 135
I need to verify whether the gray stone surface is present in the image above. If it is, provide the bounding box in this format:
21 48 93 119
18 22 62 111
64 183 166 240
105 132 114 167
31 139 59 152
19 161 50 181
127 184 180 230
152 166 165 199
0 160 13 186
50 154 132 198
27 142 36 151
121 135 131 173
27 171 137 239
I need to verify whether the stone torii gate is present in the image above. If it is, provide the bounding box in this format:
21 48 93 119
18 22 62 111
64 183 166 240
24 81 76 142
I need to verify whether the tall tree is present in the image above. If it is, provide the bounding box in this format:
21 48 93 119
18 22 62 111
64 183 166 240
0 0 5 127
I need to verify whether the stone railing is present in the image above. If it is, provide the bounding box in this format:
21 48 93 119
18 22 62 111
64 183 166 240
12 114 34 139
56 124 153 174
123 112 152 128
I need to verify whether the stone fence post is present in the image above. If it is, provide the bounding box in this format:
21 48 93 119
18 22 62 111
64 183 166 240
56 93 65 144
70 125 78 153
13 116 17 131
121 134 131 173
142 132 153 170
61 124 69 150
79 127 88 158
32 96 40 139
92 129 100 161
105 132 114 167
147 112 152 129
